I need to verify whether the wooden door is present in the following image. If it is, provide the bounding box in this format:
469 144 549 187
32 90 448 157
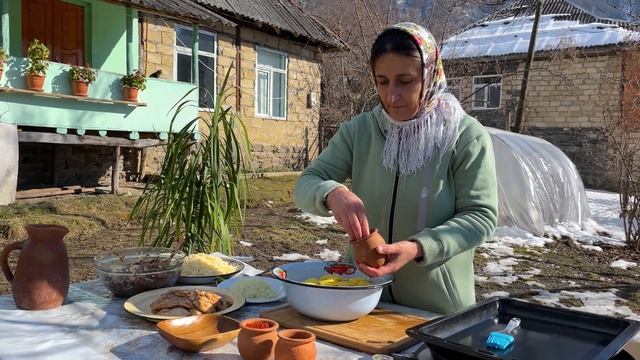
22 0 84 66
22 0 53 53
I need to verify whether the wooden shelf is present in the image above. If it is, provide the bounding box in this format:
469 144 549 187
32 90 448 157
0 86 147 107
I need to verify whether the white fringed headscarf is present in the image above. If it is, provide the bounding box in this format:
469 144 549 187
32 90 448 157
376 23 465 176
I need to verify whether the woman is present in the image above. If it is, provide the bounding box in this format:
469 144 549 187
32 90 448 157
293 22 498 314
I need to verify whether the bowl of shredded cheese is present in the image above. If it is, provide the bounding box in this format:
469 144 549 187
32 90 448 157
178 253 244 284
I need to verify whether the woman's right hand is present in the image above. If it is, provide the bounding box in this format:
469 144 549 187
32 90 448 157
326 187 370 241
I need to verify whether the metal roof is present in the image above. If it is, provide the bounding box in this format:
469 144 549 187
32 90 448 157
442 0 640 60
442 14 640 60
195 0 345 49
112 0 235 27
477 0 639 29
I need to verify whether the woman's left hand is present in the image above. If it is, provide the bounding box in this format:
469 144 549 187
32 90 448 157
357 240 424 277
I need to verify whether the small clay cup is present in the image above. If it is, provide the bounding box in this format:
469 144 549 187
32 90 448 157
351 228 387 268
238 318 279 360
275 329 317 360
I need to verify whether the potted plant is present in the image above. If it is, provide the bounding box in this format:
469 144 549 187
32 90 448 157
69 65 96 97
24 39 49 92
0 48 7 81
130 68 251 254
120 69 147 101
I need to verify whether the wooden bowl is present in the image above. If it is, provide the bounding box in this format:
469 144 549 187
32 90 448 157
156 314 241 352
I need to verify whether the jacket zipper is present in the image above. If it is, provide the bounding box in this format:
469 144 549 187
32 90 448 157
387 171 400 304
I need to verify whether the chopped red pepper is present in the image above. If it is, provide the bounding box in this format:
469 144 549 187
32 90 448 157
247 321 272 329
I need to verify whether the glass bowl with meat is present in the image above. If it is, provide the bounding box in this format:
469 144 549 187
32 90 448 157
94 247 186 297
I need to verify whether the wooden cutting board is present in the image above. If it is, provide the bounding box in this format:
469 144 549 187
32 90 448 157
259 304 431 354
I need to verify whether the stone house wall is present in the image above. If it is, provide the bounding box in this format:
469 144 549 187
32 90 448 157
17 143 139 190
447 50 626 190
140 15 321 174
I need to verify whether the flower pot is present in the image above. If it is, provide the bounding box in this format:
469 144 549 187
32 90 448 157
71 80 89 97
237 318 279 360
351 228 387 268
122 86 139 102
26 74 45 92
275 329 317 360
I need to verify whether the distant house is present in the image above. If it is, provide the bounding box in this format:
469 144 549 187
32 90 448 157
441 0 640 190
0 0 342 204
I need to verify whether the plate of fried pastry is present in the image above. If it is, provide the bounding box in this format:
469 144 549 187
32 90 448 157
123 285 245 322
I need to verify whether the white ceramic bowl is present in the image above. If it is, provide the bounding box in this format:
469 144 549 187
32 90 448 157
271 262 393 322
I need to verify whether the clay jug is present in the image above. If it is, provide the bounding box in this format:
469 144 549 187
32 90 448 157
238 318 279 360
351 228 387 268
0 224 70 310
275 329 317 360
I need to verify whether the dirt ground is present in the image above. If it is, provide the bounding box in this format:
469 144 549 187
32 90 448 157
1 175 640 316
0 176 348 295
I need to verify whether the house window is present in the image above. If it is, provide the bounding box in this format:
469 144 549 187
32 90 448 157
174 25 216 109
256 47 288 119
472 75 502 110
447 78 462 100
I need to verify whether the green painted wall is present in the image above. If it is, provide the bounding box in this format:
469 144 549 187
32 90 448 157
0 58 198 134
5 0 138 74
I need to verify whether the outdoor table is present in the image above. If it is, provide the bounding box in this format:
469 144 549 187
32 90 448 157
0 279 438 360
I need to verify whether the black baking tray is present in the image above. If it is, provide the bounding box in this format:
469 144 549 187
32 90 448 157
406 297 640 360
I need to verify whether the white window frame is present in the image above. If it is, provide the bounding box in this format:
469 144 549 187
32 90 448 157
255 46 288 120
173 24 217 112
447 77 463 100
472 75 502 110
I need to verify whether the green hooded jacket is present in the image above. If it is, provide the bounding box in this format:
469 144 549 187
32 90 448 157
293 106 498 314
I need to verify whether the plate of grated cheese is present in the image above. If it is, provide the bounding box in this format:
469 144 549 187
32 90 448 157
178 253 244 284
217 275 285 303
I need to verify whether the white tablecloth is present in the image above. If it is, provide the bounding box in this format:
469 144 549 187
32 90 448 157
0 258 438 360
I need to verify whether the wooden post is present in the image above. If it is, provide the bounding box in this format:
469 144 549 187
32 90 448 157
192 24 199 86
304 127 309 167
112 146 121 194
1 0 9 54
513 0 544 133
318 116 324 153
139 147 147 181
50 145 57 186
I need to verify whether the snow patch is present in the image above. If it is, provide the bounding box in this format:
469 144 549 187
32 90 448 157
533 289 640 321
585 190 626 245
581 244 603 252
611 260 637 270
493 227 551 247
296 212 337 228
483 258 520 285
273 253 311 261
482 291 510 298
526 281 547 289
479 241 514 257
518 268 541 280
315 249 341 262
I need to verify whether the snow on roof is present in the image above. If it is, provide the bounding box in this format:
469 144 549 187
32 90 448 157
442 14 640 60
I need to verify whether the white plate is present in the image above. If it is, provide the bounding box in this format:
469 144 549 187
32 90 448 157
217 276 285 304
123 285 245 322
